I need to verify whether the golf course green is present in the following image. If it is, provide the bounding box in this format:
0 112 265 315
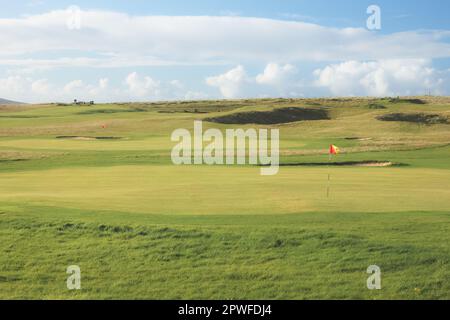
0 97 449 299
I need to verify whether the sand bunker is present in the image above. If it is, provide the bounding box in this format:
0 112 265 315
377 113 449 125
0 158 29 163
205 107 330 125
353 161 394 167
278 161 397 167
56 136 122 140
345 137 373 141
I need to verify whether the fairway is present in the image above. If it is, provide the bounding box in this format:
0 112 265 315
1 166 449 215
1 97 449 299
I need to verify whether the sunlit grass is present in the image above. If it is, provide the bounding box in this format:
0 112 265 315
0 97 449 299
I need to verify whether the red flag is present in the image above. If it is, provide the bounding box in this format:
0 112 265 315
329 145 340 155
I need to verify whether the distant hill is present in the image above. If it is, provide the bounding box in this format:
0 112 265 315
0 98 24 105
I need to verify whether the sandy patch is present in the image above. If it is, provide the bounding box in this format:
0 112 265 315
56 136 122 140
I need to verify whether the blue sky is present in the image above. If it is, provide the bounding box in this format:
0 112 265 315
1 0 450 102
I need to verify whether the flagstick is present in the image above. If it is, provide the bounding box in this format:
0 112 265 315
327 153 331 198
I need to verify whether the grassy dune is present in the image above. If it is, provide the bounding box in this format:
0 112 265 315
0 97 449 299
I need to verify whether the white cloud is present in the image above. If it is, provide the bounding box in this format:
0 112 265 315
63 80 85 94
206 65 248 98
0 72 208 103
207 63 303 99
1 9 450 70
99 78 109 89
184 91 209 101
314 59 448 97
2 60 448 104
255 63 303 97
1 8 450 102
125 72 161 98
31 79 51 95
256 63 297 86
63 79 107 101
170 80 183 89
87 78 110 99
0 76 118 103
0 76 28 97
